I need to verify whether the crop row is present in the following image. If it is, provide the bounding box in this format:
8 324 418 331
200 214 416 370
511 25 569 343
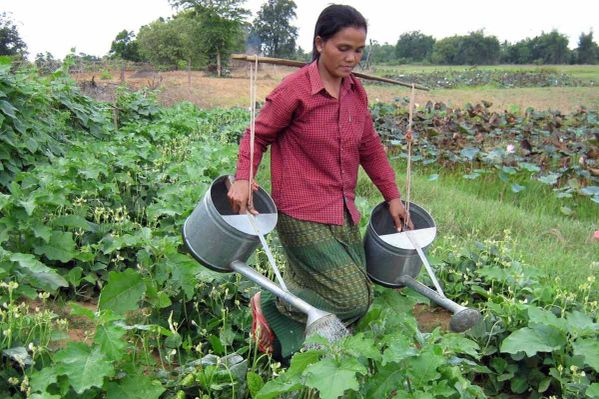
0 63 597 398
383 69 596 89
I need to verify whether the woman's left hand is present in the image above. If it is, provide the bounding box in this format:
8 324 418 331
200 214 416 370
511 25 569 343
388 198 414 231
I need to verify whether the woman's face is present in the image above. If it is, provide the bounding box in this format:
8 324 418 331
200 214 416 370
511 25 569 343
315 26 366 79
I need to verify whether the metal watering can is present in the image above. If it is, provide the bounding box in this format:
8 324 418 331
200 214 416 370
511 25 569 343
182 176 347 339
364 201 481 332
183 176 479 337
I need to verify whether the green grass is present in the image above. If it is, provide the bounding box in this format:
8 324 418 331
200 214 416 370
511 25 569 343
257 145 598 294
370 64 599 83
362 84 599 113
356 164 598 294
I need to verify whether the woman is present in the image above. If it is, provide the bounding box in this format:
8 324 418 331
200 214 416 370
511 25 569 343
227 4 411 360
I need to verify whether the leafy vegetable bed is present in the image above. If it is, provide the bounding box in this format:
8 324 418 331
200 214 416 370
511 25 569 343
384 69 597 89
372 99 599 211
0 61 597 398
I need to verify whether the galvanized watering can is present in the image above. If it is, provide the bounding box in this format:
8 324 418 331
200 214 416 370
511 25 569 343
183 176 479 335
182 176 349 341
365 201 481 332
182 175 278 271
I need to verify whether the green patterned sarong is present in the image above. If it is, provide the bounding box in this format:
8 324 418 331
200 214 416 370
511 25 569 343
261 211 372 358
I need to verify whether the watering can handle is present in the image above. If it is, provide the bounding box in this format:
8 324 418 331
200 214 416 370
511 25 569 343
225 175 257 214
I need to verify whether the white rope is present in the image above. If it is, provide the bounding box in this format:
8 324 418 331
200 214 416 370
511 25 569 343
403 85 445 295
245 57 289 291
248 55 258 210
404 83 415 228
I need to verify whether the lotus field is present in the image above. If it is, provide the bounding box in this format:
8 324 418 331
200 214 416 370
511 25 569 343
0 57 598 399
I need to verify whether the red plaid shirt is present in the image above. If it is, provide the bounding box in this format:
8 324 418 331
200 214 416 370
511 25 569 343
235 61 400 225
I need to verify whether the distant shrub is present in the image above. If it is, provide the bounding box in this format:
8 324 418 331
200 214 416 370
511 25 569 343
99 69 112 80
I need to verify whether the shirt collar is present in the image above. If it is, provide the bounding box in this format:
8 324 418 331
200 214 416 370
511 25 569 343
308 60 356 96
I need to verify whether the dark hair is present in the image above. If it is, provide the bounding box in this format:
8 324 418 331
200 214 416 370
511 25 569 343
312 4 368 61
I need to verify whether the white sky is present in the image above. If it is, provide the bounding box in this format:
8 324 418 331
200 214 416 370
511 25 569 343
3 0 598 60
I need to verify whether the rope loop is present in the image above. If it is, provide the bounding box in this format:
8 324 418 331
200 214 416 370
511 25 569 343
404 83 416 225
248 55 258 210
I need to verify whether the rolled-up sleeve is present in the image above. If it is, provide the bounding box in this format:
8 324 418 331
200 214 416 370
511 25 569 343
235 85 297 180
359 111 401 202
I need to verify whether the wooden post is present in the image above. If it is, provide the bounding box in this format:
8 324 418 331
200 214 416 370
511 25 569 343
112 98 119 130
120 62 125 83
216 50 222 78
187 59 192 90
364 39 374 70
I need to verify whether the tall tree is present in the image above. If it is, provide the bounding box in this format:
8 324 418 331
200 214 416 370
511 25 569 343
501 39 534 64
137 18 188 69
431 35 461 65
34 52 61 74
576 31 598 64
109 30 143 62
252 0 298 58
366 41 397 65
530 30 570 64
0 12 27 57
431 31 500 65
395 31 435 62
459 30 500 65
169 0 249 76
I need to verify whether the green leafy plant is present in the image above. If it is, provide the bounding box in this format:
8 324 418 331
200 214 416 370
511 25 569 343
372 99 599 209
0 282 67 396
99 69 112 80
434 234 599 398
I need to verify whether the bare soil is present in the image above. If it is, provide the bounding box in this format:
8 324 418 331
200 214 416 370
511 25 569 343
24 298 97 347
74 65 599 113
64 301 97 344
413 303 453 332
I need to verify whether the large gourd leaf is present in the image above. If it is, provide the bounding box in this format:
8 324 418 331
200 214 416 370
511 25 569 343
304 357 366 399
34 231 76 263
94 323 127 362
500 326 565 357
54 342 114 394
30 367 58 395
167 252 202 300
586 383 599 398
572 338 599 373
98 269 145 314
10 252 68 290
105 374 165 399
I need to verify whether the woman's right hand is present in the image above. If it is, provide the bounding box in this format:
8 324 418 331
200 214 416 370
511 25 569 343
227 178 260 215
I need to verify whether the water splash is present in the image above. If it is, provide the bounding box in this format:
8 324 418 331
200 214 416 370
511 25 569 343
246 214 287 291
305 314 349 344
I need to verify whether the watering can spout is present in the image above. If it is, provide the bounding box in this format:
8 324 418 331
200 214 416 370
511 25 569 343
397 275 481 332
450 308 482 333
184 175 349 344
365 201 481 333
229 261 349 340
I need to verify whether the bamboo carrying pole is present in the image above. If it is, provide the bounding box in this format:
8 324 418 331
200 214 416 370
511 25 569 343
231 54 429 91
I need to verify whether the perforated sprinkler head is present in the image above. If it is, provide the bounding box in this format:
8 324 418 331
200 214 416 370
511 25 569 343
449 308 482 333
